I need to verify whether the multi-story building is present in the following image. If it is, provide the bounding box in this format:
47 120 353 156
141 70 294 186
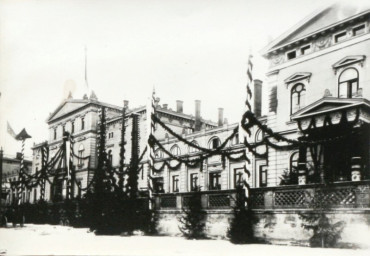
0 151 32 204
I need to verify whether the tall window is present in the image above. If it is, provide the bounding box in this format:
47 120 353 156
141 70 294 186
71 121 75 134
290 151 299 173
189 140 199 153
259 165 268 187
209 172 221 190
53 128 57 140
78 144 85 166
209 137 221 149
190 173 198 191
255 129 264 143
338 68 358 98
234 168 244 188
172 175 179 192
155 149 163 159
291 83 306 114
81 117 85 130
170 145 181 156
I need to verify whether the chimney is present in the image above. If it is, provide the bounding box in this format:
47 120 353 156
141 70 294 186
254 79 263 117
176 100 183 113
123 100 129 109
163 104 168 110
16 152 22 160
218 108 224 126
195 100 201 131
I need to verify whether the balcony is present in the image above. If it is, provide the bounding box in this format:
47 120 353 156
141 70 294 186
250 180 370 210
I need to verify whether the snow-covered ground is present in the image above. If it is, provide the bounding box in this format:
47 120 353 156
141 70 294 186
0 224 369 256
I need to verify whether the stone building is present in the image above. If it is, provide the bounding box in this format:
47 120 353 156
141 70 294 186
0 152 32 204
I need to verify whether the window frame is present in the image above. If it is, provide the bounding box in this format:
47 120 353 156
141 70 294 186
170 145 181 156
234 168 244 188
209 172 221 190
172 175 179 193
290 83 306 115
286 50 296 60
208 137 221 149
190 173 199 192
338 68 359 98
300 44 311 55
352 23 366 37
333 30 347 43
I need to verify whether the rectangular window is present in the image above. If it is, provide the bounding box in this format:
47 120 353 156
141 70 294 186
71 122 75 134
54 128 57 140
190 173 198 191
353 24 365 36
108 132 114 139
334 31 347 43
287 50 296 60
81 118 85 130
300 45 311 55
209 172 221 190
259 165 268 187
234 168 244 188
33 189 37 202
172 175 179 192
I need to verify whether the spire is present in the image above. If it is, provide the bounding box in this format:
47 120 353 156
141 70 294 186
90 90 98 101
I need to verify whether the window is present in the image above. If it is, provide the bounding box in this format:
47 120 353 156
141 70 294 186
234 168 244 188
232 133 240 145
33 189 37 202
290 152 299 173
190 173 199 191
155 149 163 159
53 128 57 140
81 117 85 130
62 125 66 134
259 165 268 187
71 121 75 134
209 137 221 149
255 129 264 143
78 144 85 166
290 83 306 114
287 50 296 60
334 31 347 43
209 172 221 190
338 68 359 98
108 132 114 139
353 24 365 36
108 150 113 164
172 175 179 192
170 145 181 156
189 141 199 153
300 45 311 55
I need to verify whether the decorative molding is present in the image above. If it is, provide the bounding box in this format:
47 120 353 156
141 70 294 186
332 55 366 74
284 72 312 86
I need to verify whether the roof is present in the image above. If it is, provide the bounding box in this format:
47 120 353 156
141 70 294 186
47 98 122 124
261 2 370 56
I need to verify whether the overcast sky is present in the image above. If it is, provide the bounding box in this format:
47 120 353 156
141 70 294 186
0 0 342 157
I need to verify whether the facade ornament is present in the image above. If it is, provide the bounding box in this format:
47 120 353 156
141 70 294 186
315 36 330 49
324 89 332 97
90 90 98 101
83 94 88 100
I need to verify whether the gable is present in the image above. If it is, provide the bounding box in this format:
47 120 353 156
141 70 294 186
48 100 88 123
332 55 366 70
284 72 311 85
261 2 370 55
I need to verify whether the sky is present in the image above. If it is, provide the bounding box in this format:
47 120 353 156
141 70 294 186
0 0 342 158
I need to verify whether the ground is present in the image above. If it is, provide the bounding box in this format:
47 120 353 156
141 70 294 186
0 224 369 256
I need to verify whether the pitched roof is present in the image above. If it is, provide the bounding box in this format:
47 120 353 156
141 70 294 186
47 99 121 124
261 2 370 56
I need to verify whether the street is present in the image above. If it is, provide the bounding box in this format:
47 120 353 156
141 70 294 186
0 224 369 256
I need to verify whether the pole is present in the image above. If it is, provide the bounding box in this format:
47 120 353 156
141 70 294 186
0 148 3 206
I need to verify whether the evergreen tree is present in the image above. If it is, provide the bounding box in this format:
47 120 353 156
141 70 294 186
179 186 206 239
228 186 255 244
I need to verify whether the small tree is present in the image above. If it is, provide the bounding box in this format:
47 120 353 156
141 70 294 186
299 189 345 248
179 186 206 239
228 186 255 244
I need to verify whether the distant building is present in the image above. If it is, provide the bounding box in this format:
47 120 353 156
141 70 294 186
1 152 32 204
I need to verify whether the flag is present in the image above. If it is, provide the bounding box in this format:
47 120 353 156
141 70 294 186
7 122 16 139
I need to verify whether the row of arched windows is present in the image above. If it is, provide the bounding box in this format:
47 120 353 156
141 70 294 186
290 67 359 114
53 117 85 140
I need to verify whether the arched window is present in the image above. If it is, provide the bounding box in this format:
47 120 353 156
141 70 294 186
170 145 181 156
189 140 199 153
290 151 299 173
291 83 306 114
81 117 85 130
53 128 57 140
209 137 221 149
78 144 85 166
255 129 264 143
338 68 359 98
